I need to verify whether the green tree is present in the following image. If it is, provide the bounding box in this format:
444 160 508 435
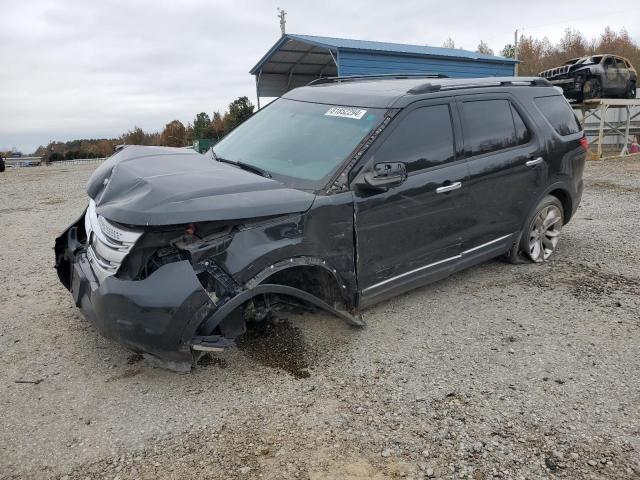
223 96 255 133
500 44 515 58
193 112 211 139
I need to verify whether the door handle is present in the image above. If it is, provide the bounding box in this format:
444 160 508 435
526 157 544 167
436 181 462 194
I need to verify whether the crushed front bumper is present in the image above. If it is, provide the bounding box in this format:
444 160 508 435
549 78 583 98
55 213 364 370
72 255 216 364
55 219 229 369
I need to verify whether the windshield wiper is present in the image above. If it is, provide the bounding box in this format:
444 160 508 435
211 150 272 179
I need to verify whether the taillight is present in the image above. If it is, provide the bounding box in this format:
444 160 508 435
185 223 196 236
579 137 589 151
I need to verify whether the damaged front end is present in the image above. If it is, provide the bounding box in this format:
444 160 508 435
55 197 362 371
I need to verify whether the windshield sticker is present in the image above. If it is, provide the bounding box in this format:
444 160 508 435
325 107 367 120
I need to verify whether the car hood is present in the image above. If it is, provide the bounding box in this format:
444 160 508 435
87 145 316 226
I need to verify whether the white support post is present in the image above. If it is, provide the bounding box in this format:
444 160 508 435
597 104 607 159
621 105 631 156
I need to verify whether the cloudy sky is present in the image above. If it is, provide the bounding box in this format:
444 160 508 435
2 0 639 153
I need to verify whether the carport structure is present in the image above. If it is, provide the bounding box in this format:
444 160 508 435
250 34 518 107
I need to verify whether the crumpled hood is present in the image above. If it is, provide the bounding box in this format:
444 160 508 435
87 145 316 226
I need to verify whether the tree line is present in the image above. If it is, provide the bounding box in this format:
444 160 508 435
499 27 638 76
448 26 638 75
33 26 639 160
35 96 254 161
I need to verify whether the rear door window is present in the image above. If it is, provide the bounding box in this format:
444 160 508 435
461 99 529 156
534 96 582 136
374 104 455 172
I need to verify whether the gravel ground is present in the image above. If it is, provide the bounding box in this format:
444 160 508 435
0 157 639 480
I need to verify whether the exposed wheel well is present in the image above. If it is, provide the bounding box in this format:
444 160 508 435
261 265 344 308
548 188 573 223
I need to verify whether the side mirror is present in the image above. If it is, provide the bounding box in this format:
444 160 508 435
355 162 408 191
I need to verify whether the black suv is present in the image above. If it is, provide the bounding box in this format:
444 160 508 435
55 76 587 369
539 54 637 101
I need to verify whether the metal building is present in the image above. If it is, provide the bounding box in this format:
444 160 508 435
250 34 519 105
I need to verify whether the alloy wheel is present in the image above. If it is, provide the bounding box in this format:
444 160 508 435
526 205 562 262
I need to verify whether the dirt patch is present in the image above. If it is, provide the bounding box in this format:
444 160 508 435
105 368 142 382
42 197 64 205
57 387 639 480
587 180 640 194
520 261 640 304
126 353 144 365
197 354 227 368
0 207 32 215
237 319 313 379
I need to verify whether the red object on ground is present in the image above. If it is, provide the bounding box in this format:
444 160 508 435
579 137 589 152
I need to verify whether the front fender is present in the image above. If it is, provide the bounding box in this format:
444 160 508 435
198 282 364 336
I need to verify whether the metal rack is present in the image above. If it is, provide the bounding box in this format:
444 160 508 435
572 99 640 158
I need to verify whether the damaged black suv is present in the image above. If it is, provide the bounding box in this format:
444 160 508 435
539 54 637 102
56 76 587 370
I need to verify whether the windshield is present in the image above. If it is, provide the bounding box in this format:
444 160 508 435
566 57 597 66
213 98 385 189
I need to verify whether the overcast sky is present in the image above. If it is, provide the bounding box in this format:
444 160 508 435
2 0 639 153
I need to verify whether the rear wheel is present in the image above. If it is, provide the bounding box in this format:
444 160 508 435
520 196 564 263
627 81 637 99
582 77 602 100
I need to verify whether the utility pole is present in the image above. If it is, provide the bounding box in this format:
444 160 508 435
514 29 519 76
277 8 286 36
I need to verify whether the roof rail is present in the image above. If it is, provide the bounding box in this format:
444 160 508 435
308 73 449 86
407 76 552 94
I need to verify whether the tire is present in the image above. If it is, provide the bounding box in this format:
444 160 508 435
582 77 602 100
0 158 5 173
627 81 637 99
519 195 564 263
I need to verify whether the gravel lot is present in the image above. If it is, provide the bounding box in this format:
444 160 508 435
1 157 639 480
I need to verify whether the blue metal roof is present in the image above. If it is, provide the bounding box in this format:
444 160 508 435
250 34 517 74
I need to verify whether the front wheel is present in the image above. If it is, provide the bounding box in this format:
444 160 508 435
520 196 564 263
582 77 602 100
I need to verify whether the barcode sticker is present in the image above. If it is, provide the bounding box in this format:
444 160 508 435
324 107 367 119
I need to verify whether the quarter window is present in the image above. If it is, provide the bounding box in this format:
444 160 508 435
374 104 455 172
534 96 582 136
511 104 531 144
462 99 529 156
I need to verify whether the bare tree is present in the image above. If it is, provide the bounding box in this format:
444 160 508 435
161 120 186 147
476 40 494 56
442 37 455 49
